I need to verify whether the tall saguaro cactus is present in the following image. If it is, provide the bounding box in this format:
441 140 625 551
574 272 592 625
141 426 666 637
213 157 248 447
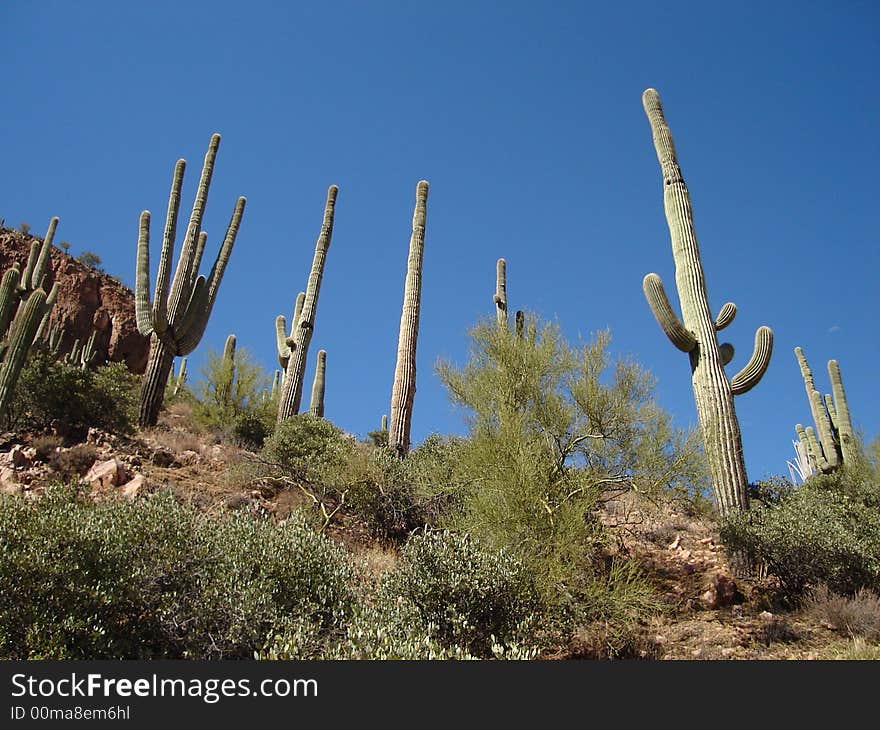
277 187 338 422
640 89 773 515
389 180 429 457
493 258 508 327
794 347 860 472
135 133 246 427
309 349 327 418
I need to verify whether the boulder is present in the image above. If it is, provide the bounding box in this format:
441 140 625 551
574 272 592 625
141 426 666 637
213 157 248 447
85 458 127 490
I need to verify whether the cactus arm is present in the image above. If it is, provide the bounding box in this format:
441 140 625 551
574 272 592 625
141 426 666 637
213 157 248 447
174 276 210 355
0 268 22 339
166 134 221 322
828 360 860 464
154 159 186 329
642 273 696 352
135 211 156 336
795 424 818 472
824 393 837 429
35 282 59 342
31 216 58 290
0 288 50 414
190 231 207 287
309 349 327 417
204 196 246 305
21 241 40 294
714 302 737 331
719 343 735 367
730 326 773 395
292 291 305 333
222 333 237 363
494 258 508 327
275 315 291 368
803 425 830 473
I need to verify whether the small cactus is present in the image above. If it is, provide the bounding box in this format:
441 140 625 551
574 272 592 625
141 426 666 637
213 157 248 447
493 258 508 328
794 347 861 472
309 349 327 418
172 357 188 397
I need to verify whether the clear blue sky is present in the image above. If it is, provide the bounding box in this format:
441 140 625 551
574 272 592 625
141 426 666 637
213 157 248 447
2 1 877 480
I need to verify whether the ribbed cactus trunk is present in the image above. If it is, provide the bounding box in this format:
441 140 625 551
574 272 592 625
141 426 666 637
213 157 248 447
0 288 53 416
828 360 859 465
135 133 245 427
277 187 338 423
641 89 773 516
138 336 176 427
388 181 429 457
494 258 508 327
309 349 326 418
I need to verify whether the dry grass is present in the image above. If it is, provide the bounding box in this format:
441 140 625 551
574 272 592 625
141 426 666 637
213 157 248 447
805 585 880 640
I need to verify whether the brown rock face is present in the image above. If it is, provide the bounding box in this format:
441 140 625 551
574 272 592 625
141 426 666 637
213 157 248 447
0 227 149 373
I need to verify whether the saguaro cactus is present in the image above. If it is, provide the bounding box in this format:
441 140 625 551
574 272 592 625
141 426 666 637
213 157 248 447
494 258 508 327
135 133 246 427
388 180 429 457
0 288 55 416
794 347 860 472
641 89 773 515
217 334 237 405
309 349 327 418
277 187 338 422
172 357 188 397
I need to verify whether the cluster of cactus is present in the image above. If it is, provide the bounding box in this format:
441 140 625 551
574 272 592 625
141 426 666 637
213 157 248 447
493 257 528 338
276 187 337 422
794 347 860 474
135 133 246 427
64 330 98 370
640 89 773 515
388 180 430 457
0 218 61 416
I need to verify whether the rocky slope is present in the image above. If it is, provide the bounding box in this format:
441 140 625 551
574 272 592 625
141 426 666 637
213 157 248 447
0 226 149 373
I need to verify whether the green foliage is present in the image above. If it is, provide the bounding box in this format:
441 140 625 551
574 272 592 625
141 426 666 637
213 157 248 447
75 250 103 271
192 345 273 446
260 414 354 485
436 315 706 610
344 434 464 541
7 353 138 436
0 486 354 659
18 222 30 235
260 530 542 660
721 466 880 600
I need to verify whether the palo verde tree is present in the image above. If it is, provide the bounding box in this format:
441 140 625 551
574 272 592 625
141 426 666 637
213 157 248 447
135 133 246 427
437 315 707 601
640 88 772 515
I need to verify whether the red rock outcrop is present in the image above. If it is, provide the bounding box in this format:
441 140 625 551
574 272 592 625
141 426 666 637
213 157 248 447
0 226 149 373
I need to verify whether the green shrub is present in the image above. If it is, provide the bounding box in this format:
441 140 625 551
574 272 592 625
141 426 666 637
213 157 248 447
375 531 541 657
7 354 138 436
0 486 354 659
259 530 542 660
344 435 463 541
260 414 355 485
721 468 880 600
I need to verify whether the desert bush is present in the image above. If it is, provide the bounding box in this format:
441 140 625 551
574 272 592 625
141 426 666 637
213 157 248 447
805 584 880 640
375 530 541 657
344 435 464 541
436 316 702 617
721 467 880 600
192 346 273 446
259 414 354 485
259 530 542 660
7 354 138 436
32 435 63 462
0 486 354 659
48 445 97 479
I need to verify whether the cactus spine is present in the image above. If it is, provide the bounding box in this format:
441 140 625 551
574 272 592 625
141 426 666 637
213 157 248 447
277 187 338 422
794 347 860 472
640 89 773 515
388 180 429 457
494 258 508 327
309 349 327 418
135 133 246 427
